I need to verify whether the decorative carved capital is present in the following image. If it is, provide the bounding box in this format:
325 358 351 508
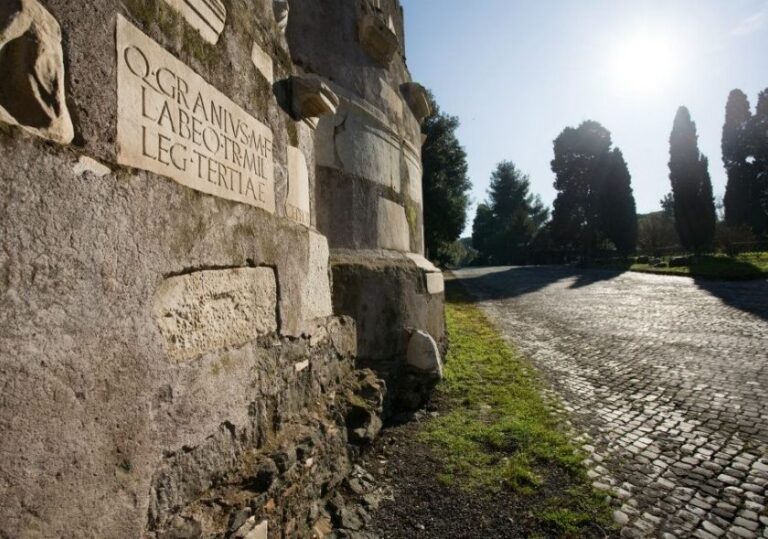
291 76 340 128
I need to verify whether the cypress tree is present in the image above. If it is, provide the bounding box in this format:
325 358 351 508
599 149 638 254
748 90 768 235
722 89 753 229
668 107 716 253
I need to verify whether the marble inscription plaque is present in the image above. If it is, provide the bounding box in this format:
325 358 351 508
116 15 275 213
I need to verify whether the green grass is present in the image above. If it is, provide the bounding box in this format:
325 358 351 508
594 251 768 280
422 281 614 536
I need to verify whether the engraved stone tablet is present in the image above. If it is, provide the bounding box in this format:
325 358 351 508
161 0 226 44
116 15 275 213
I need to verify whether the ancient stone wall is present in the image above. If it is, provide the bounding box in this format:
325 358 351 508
288 0 445 409
0 0 443 537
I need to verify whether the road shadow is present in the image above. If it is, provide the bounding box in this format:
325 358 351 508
452 264 768 323
451 265 628 301
693 277 768 322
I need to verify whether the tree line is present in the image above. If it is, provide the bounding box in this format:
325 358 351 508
420 87 768 266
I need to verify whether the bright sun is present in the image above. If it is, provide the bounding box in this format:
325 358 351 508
609 31 682 98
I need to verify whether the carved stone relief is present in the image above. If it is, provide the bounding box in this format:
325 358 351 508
0 0 74 144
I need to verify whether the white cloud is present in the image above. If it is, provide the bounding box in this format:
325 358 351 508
732 5 768 36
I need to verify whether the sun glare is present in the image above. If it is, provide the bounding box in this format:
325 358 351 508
609 31 682 98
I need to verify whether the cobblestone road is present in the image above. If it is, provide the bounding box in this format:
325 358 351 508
454 266 768 539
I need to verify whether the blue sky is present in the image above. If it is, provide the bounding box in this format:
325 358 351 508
401 0 768 235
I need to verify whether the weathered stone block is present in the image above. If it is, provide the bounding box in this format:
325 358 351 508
406 329 443 377
72 155 111 178
160 0 226 44
405 253 439 273
400 82 431 123
315 166 424 254
285 146 310 226
331 250 446 363
291 75 339 127
377 197 410 252
358 12 399 66
403 139 424 205
251 41 274 83
244 519 268 539
153 267 278 362
406 254 444 294
426 272 445 294
317 98 420 196
0 0 74 144
377 76 403 124
301 231 333 322
334 104 403 193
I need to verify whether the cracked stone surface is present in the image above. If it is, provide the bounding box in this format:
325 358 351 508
454 266 768 539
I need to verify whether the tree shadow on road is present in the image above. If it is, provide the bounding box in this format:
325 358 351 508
567 267 629 289
452 265 628 301
453 264 768 323
693 277 768 322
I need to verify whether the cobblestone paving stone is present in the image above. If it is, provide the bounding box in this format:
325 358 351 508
454 266 768 539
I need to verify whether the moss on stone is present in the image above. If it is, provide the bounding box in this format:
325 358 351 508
227 0 270 65
0 121 16 142
181 25 219 69
271 42 293 78
123 0 218 70
405 203 418 240
251 77 273 116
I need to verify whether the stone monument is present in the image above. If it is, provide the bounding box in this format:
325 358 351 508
0 0 443 537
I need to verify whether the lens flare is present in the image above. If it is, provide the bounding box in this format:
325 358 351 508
609 31 683 98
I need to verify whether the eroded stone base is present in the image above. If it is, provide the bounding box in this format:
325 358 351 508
330 249 445 414
146 318 387 538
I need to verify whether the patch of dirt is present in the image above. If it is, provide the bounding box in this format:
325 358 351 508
349 397 615 539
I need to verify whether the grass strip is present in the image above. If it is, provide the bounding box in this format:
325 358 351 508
421 280 615 537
